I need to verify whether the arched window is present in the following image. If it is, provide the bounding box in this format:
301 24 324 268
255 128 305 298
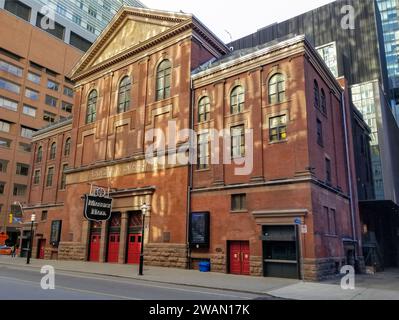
198 96 211 123
320 88 327 114
50 142 56 160
268 73 286 104
64 138 71 157
117 76 131 113
230 86 245 114
86 90 97 124
156 60 172 101
36 146 43 163
314 80 320 108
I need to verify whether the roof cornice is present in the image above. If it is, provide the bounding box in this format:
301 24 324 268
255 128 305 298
192 35 343 96
32 119 72 141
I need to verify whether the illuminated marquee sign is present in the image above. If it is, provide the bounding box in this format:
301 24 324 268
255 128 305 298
189 212 210 248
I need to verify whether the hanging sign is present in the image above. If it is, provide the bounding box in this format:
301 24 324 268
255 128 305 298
84 187 113 222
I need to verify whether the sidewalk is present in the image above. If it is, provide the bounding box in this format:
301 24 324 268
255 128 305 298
0 256 296 295
1 256 399 300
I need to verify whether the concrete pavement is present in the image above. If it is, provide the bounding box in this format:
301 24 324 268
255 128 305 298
1 256 399 300
0 256 296 295
0 265 263 300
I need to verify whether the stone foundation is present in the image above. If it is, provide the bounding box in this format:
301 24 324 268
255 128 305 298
250 256 263 276
44 248 58 260
303 257 345 281
144 243 188 268
58 242 87 261
210 254 226 273
303 255 366 281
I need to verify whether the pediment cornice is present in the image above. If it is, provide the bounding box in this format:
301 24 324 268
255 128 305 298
70 7 229 83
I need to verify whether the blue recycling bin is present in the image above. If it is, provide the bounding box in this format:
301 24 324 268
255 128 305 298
199 261 211 272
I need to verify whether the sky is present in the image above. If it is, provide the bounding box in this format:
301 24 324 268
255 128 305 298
142 0 334 43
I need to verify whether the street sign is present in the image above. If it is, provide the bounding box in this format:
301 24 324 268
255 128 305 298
84 195 113 222
294 218 302 225
301 225 308 234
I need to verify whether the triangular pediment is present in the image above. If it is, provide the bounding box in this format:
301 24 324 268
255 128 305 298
70 7 192 77
92 18 172 67
70 6 229 80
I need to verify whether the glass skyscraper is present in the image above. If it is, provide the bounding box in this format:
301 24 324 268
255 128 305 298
35 0 145 38
377 0 399 121
1 0 145 51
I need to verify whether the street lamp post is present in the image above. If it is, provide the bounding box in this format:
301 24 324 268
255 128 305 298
27 213 36 265
13 201 24 256
139 203 150 276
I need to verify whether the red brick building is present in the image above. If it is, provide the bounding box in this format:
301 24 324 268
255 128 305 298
24 7 363 280
0 9 81 243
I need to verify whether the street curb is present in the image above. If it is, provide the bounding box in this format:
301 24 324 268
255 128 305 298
0 261 282 299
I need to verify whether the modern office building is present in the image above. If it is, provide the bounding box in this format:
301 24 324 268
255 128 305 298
377 0 399 121
0 8 82 243
0 0 145 52
229 0 399 268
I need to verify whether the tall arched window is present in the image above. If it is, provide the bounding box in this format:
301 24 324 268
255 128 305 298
36 146 43 163
314 80 320 108
320 88 327 114
86 90 97 124
64 138 71 157
117 76 131 113
50 142 56 160
268 73 286 104
198 96 211 123
230 86 245 114
156 60 171 101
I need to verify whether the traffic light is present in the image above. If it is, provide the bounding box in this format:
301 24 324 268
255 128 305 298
8 213 13 224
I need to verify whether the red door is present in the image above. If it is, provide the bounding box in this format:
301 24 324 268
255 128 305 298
89 234 101 262
127 234 142 264
37 239 46 259
107 233 120 263
241 242 250 275
229 241 250 275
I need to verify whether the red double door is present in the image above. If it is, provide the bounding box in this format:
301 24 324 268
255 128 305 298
107 213 121 263
107 233 120 263
229 241 250 275
126 233 142 264
89 234 101 262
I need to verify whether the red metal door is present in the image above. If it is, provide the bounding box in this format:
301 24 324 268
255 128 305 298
241 242 250 275
37 239 46 259
229 241 250 275
107 233 120 263
126 234 142 264
229 242 242 275
89 234 101 262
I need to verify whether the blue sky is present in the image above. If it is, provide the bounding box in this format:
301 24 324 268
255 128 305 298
143 0 334 42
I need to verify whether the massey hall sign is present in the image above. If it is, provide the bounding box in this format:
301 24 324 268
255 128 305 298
84 195 113 222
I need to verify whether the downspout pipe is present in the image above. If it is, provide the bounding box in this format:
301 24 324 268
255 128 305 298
341 90 358 251
186 76 194 269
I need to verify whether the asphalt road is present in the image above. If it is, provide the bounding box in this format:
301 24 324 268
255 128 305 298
0 265 267 300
